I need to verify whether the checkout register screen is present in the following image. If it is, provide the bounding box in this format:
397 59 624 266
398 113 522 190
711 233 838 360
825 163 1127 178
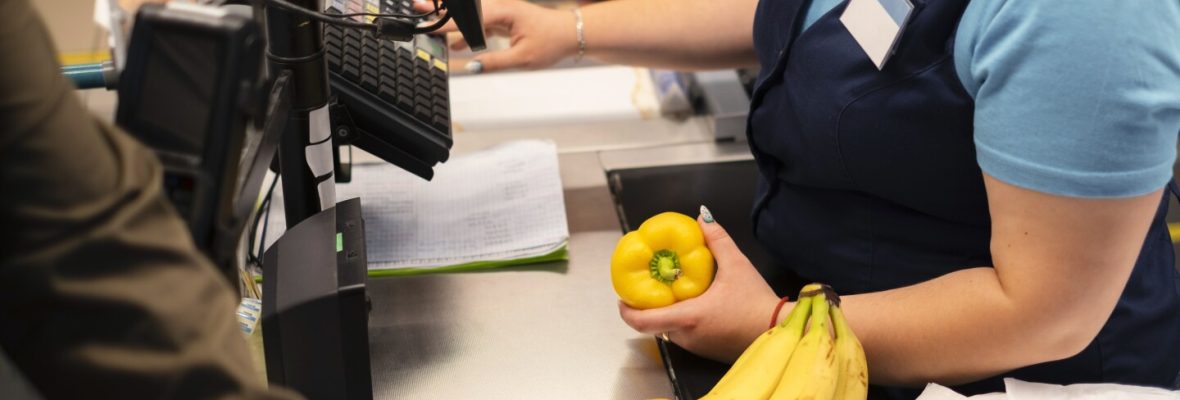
136 28 221 156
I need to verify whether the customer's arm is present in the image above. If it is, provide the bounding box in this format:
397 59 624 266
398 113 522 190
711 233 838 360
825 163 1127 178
416 0 760 72
0 0 298 398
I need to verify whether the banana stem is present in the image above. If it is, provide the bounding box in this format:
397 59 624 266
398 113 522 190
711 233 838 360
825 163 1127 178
781 296 814 329
798 283 841 307
810 293 831 336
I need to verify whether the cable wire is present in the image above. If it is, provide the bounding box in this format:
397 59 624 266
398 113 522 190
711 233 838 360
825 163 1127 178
269 0 445 25
328 9 438 19
247 172 281 266
410 10 451 34
263 0 451 38
265 0 375 30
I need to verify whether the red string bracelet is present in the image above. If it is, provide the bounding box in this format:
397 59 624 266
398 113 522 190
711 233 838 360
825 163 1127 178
769 295 792 329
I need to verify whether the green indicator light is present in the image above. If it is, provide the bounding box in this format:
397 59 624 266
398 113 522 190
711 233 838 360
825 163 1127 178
336 232 343 252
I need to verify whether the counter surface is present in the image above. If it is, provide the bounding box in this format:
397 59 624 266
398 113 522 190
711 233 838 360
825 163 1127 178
363 115 732 399
367 230 674 399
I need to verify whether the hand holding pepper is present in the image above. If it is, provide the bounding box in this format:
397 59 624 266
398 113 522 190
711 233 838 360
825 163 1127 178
611 211 715 309
616 206 782 363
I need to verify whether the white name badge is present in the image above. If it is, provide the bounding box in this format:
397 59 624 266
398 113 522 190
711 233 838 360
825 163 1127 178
840 0 914 70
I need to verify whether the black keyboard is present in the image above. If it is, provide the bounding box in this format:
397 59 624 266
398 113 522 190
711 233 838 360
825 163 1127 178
323 3 452 179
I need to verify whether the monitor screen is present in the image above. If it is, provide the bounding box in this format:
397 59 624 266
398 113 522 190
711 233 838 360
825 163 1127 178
136 28 222 156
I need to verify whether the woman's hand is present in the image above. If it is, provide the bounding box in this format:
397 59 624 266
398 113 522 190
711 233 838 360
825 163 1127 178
617 209 781 362
413 0 577 73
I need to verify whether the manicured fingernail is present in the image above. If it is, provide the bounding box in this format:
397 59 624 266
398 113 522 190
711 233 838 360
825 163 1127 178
700 205 714 223
465 60 483 74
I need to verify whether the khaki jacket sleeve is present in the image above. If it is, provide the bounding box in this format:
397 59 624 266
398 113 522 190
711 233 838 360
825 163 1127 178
0 0 301 398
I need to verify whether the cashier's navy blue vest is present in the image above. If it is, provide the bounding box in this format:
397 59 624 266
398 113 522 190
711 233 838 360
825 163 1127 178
747 0 1180 398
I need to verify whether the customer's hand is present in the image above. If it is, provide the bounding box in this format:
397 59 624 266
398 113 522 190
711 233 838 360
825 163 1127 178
413 0 578 73
617 211 782 363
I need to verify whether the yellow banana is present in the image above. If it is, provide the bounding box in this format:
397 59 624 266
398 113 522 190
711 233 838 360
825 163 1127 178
768 293 839 400
831 303 869 400
700 296 814 400
700 329 774 399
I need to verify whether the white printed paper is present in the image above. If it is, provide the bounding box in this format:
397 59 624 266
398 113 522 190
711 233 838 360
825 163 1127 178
265 140 569 271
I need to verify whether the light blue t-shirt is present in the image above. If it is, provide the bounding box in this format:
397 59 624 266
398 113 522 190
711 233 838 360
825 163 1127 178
800 0 1180 198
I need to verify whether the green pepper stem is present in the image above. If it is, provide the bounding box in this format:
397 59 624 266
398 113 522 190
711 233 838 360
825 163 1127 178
650 249 681 284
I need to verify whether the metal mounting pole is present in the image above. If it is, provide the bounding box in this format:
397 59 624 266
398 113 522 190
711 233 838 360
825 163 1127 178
265 0 335 227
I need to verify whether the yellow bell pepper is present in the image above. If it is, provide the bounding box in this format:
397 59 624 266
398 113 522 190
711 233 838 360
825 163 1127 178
611 212 715 309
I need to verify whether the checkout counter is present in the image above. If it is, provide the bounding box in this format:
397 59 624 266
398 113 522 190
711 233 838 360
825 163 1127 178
55 3 771 395
57 63 756 400
349 65 775 399
359 69 708 399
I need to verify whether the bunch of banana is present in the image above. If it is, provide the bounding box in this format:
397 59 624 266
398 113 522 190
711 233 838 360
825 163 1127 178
700 284 868 400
